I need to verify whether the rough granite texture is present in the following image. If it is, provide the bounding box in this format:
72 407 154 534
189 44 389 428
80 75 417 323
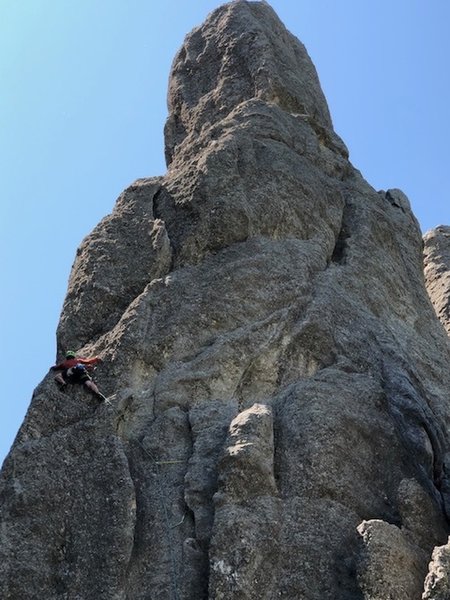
422 226 450 599
423 539 450 599
424 226 450 336
1 2 450 599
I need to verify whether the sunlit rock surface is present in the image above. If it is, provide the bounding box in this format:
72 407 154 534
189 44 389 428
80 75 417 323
424 226 450 336
2 2 450 599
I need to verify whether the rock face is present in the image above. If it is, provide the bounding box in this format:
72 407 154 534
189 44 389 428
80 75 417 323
1 2 450 599
421 227 450 600
423 539 450 599
424 226 450 336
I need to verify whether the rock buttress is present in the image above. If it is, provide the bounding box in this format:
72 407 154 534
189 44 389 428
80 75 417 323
424 225 450 336
2 2 450 599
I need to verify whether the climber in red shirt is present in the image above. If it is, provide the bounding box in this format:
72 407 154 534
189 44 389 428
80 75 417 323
51 350 108 402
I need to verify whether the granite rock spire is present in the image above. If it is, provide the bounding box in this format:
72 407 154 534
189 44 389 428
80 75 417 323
2 3 450 599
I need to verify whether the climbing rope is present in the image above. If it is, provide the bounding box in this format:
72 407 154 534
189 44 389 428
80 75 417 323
105 399 185 600
139 440 183 600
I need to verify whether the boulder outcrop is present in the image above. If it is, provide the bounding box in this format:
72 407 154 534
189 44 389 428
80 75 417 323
2 2 450 599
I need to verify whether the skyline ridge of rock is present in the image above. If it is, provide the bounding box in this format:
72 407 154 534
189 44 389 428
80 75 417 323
2 2 450 599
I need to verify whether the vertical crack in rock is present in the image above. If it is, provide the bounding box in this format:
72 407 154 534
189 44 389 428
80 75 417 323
331 200 352 265
122 406 193 599
183 400 239 598
2 2 450 599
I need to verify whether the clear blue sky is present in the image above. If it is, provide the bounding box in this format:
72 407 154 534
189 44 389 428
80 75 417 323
1 1 449 466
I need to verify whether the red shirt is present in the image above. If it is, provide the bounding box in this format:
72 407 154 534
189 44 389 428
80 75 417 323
52 356 101 371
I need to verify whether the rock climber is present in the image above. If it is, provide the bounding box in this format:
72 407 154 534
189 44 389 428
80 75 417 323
51 350 108 402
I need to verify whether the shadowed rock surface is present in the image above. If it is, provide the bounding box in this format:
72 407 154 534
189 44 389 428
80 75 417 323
2 2 450 599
